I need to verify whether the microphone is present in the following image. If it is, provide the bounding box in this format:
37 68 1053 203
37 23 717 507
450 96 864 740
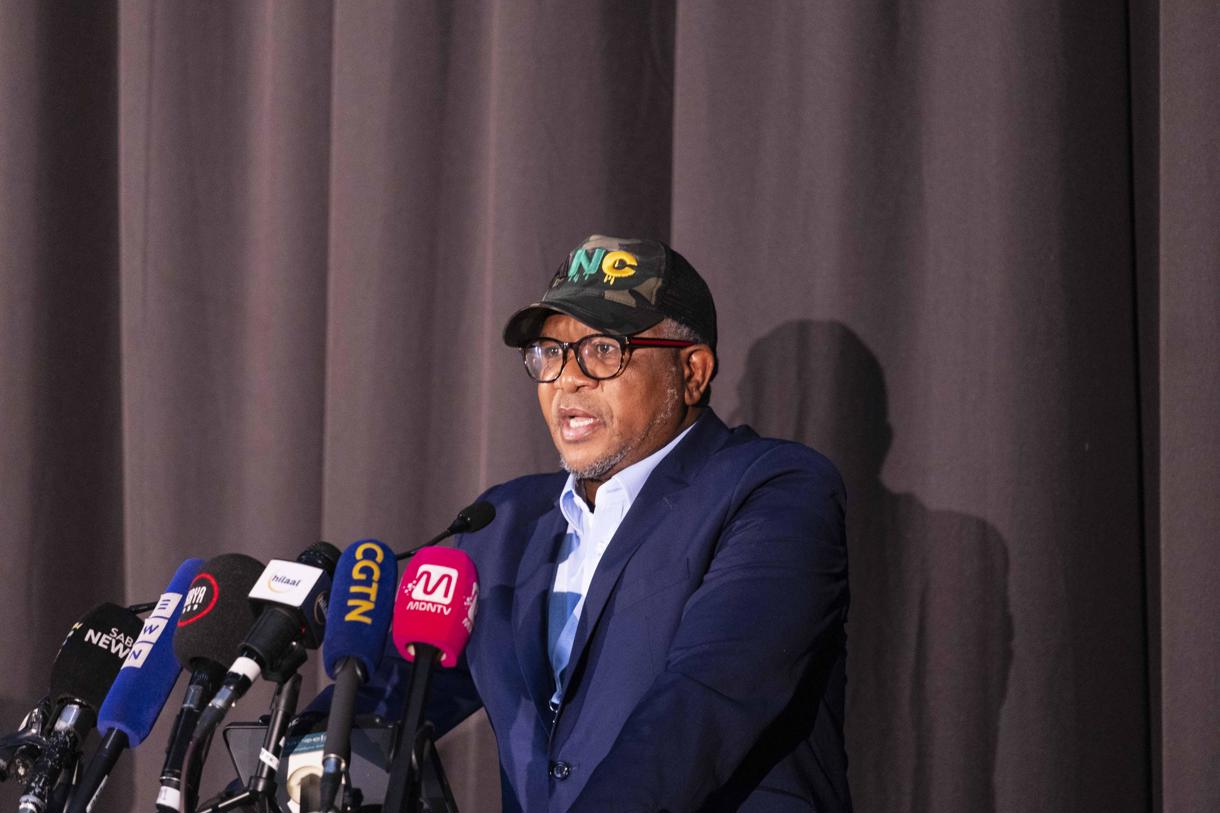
17 603 144 813
155 553 265 813
394 500 496 560
316 539 397 813
191 543 341 745
66 559 203 813
382 547 480 813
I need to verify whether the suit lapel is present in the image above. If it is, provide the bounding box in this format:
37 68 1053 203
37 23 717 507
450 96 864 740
510 505 568 726
561 412 730 693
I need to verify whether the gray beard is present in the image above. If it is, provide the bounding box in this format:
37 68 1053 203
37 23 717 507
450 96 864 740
558 380 682 482
560 445 631 481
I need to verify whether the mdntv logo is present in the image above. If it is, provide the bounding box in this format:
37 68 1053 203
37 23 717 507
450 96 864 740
567 248 638 285
409 564 459 605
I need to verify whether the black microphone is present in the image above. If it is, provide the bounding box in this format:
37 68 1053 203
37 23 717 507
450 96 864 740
66 560 202 813
316 539 397 813
17 603 144 813
191 543 341 745
395 500 495 560
155 553 265 813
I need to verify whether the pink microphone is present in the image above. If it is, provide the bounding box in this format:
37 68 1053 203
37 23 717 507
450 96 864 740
392 546 479 668
384 546 480 812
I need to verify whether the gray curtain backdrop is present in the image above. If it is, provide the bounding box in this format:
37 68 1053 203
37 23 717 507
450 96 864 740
0 2 1215 812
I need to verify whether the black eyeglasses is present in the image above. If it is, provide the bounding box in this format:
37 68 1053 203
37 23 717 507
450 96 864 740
520 334 696 382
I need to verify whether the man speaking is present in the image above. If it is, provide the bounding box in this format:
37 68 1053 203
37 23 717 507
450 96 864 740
446 235 851 812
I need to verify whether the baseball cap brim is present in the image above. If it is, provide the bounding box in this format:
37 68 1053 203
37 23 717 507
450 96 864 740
502 298 665 347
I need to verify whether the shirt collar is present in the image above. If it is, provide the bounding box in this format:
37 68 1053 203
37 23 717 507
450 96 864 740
559 420 697 524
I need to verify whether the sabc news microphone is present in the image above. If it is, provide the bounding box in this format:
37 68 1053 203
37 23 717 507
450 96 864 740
17 603 144 813
382 547 480 813
65 559 203 813
316 539 397 813
190 542 341 748
155 553 265 813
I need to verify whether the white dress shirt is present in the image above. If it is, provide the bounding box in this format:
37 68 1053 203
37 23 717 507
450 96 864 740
547 423 696 706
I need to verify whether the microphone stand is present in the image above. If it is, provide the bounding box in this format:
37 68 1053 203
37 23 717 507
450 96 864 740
196 673 301 813
45 758 82 813
381 645 458 813
412 723 458 813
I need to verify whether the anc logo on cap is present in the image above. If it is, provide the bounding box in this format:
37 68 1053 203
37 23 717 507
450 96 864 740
567 248 638 285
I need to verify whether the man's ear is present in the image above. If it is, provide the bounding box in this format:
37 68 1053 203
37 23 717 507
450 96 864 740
680 345 716 406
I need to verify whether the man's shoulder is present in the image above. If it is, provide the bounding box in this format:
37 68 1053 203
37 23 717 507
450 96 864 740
697 416 844 491
477 470 567 519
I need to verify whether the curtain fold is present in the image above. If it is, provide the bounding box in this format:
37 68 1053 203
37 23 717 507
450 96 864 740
0 1 1214 811
0 4 126 802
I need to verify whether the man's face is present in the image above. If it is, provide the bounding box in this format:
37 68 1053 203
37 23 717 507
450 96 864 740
536 314 688 482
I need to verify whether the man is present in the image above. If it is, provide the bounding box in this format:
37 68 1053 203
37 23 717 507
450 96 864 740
445 235 851 812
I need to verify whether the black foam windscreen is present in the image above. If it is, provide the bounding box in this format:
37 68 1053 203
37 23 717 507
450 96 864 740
452 500 496 534
297 541 341 575
49 602 145 710
173 553 264 671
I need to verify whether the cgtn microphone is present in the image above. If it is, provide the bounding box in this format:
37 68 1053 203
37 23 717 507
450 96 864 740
192 542 341 744
17 602 143 813
66 559 203 813
155 553 265 813
314 539 397 813
382 547 479 813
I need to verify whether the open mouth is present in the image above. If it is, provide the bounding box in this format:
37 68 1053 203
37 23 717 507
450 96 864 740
557 407 603 442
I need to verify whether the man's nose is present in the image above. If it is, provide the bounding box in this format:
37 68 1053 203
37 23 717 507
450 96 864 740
555 349 594 391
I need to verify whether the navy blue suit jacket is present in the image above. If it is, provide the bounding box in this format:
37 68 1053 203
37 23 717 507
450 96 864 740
436 410 851 812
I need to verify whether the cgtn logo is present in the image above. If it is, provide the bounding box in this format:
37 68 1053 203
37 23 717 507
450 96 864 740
343 541 386 625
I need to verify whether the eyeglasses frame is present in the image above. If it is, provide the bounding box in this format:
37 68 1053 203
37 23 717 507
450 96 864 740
520 333 697 383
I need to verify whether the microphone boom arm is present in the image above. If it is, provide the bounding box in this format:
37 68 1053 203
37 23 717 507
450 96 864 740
193 673 302 813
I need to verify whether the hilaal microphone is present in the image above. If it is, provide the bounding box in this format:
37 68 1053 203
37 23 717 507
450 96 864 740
17 602 144 813
382 547 480 813
190 542 340 747
315 539 397 813
155 553 265 813
66 559 202 813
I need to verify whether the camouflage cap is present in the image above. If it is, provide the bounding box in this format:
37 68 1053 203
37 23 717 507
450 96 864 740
502 235 718 350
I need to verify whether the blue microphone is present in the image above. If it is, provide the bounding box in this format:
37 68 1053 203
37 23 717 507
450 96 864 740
66 559 203 813
317 539 397 813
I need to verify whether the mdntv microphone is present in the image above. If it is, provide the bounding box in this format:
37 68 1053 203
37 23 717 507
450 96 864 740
191 542 341 745
316 539 397 813
154 553 265 813
394 500 496 560
382 547 479 813
66 559 202 813
17 602 144 813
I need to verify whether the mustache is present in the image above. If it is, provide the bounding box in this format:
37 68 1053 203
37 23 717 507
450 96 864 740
554 401 606 421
